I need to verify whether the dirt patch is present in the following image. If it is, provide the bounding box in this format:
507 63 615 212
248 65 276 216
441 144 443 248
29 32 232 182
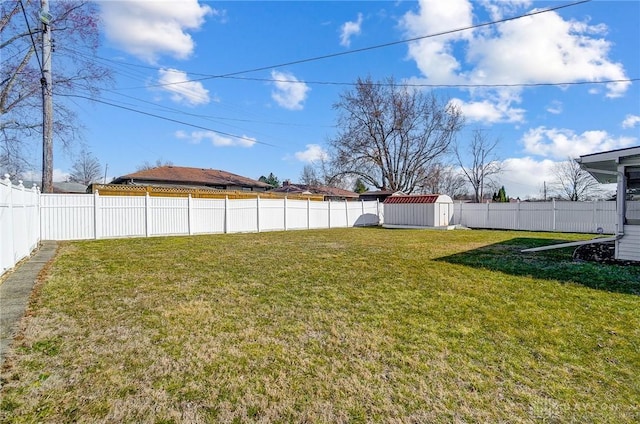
573 242 639 266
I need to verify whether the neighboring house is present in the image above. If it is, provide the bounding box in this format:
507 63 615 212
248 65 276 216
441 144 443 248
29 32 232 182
109 166 271 192
22 181 88 193
578 146 640 262
359 190 404 202
271 180 360 201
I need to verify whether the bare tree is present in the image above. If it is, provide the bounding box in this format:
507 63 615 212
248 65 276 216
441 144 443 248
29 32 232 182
69 148 101 185
551 157 603 201
136 159 174 171
299 164 321 186
328 76 464 194
455 130 502 203
1 1 111 183
420 163 469 198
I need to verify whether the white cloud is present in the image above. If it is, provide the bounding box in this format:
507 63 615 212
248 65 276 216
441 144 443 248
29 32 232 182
294 144 328 163
449 96 525 123
400 0 473 83
175 130 255 147
157 68 210 106
521 126 636 159
500 156 557 199
100 0 213 63
546 100 563 115
400 1 631 122
271 70 310 110
467 9 629 97
340 13 363 47
21 169 71 184
622 114 640 129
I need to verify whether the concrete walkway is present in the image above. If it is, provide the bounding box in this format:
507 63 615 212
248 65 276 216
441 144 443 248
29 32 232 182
0 241 58 366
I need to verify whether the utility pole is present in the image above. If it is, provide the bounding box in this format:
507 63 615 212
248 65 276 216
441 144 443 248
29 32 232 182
41 0 53 193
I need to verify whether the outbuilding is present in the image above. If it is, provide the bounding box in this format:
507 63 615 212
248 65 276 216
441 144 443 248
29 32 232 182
383 194 454 229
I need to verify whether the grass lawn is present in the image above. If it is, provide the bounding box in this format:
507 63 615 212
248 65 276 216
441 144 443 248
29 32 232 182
1 228 639 423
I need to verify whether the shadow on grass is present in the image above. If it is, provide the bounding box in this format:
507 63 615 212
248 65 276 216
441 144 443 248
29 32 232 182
436 237 640 296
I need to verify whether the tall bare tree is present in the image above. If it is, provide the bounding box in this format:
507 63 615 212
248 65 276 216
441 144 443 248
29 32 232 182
455 130 502 203
69 148 101 185
551 157 603 201
136 159 174 171
299 164 321 186
328 76 464 194
1 1 111 183
420 163 468 198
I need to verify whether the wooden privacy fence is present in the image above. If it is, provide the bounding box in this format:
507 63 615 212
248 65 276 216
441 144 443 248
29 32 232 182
0 176 40 275
40 192 381 241
452 200 640 234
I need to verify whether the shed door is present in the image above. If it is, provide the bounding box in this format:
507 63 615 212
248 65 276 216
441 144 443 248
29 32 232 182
439 204 450 226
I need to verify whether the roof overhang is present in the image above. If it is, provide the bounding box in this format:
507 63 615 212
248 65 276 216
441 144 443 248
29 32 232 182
578 146 640 185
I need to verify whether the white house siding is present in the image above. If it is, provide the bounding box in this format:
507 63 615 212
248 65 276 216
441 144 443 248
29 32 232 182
618 225 640 261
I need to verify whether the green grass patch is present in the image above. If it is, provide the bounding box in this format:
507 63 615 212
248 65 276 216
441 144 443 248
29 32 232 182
1 228 639 422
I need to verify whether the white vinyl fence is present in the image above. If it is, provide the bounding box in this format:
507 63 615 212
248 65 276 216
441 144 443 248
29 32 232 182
0 176 40 275
452 200 640 234
40 193 382 241
5 187 640 278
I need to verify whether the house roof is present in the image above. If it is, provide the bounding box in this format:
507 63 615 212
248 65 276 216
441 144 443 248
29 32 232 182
21 181 88 193
578 146 640 184
384 194 451 204
360 190 404 196
271 183 359 198
111 166 271 189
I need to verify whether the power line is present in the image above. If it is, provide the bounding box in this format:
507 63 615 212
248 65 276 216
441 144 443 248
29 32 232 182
18 0 43 75
98 89 334 128
216 76 639 89
61 46 638 89
59 94 279 148
137 0 592 90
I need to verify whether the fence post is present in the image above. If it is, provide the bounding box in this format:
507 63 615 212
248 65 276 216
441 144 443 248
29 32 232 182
552 199 556 231
328 200 331 229
307 198 310 230
256 195 261 233
284 197 288 231
187 194 193 235
592 200 597 232
516 199 521 230
145 192 150 237
224 195 229 234
4 175 15 271
486 201 490 228
94 190 101 239
345 199 349 227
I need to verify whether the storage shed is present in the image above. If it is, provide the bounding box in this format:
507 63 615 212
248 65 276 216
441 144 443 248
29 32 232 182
383 194 454 229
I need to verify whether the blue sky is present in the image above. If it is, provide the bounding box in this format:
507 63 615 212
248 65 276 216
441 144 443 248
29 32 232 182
45 0 639 198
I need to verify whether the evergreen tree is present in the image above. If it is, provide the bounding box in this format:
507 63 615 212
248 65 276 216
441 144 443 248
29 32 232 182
259 172 280 188
353 178 367 193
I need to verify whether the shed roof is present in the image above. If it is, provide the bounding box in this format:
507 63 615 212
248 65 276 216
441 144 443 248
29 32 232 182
384 194 447 204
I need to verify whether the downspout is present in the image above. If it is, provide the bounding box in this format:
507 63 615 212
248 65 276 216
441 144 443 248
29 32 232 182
615 164 626 260
616 164 626 238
